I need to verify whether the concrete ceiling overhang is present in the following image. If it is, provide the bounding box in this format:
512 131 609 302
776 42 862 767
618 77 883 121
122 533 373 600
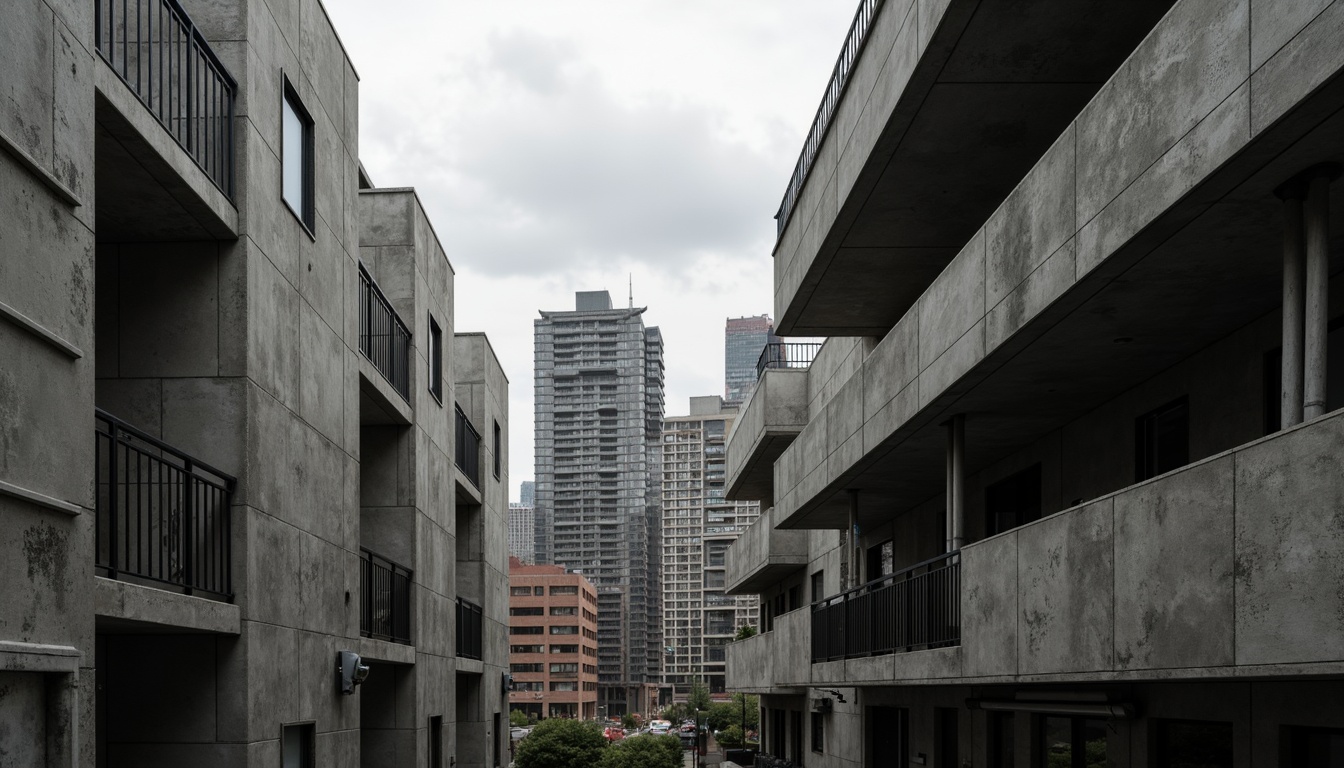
727 562 807 596
779 74 1344 530
726 431 800 507
776 0 1179 337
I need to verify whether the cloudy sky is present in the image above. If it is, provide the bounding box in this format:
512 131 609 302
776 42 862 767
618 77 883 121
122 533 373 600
321 0 855 497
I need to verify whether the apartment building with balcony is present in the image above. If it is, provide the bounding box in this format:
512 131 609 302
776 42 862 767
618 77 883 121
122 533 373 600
507 557 600 720
0 0 510 765
661 396 761 702
724 0 1344 766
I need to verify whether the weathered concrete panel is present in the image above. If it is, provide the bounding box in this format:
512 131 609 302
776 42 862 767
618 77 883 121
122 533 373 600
917 230 985 367
985 238 1075 350
1250 0 1331 71
1249 0 1344 135
1234 414 1344 665
961 532 1018 678
1017 500 1114 675
1114 457 1235 670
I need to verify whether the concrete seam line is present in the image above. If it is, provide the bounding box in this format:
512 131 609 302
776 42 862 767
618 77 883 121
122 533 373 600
0 299 84 360
0 479 83 516
0 126 82 207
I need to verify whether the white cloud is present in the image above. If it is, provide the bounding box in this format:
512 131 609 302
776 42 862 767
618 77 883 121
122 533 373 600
321 0 856 496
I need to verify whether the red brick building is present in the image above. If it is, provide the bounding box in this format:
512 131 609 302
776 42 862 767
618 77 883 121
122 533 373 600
508 557 599 720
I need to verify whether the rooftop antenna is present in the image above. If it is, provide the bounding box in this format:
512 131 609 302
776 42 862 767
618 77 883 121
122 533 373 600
628 274 633 309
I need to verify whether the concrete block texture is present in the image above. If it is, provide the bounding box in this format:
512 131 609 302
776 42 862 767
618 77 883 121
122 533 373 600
1250 0 1344 133
960 532 1018 678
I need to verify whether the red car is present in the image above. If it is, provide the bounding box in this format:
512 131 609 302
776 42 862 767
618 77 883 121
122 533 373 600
604 727 625 742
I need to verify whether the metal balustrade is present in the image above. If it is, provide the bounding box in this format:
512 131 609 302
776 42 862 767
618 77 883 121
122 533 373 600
755 342 823 379
361 548 413 644
455 404 482 488
358 264 412 400
811 551 960 662
457 598 483 660
95 409 235 599
94 0 236 199
774 0 886 240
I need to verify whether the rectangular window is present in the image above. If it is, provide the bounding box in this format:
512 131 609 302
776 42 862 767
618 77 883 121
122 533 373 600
549 663 578 673
429 316 443 403
550 606 577 616
989 712 1014 768
282 723 314 768
549 682 578 691
550 585 578 596
811 570 825 603
494 420 502 479
509 626 543 635
549 644 578 654
1152 719 1232 768
281 79 314 232
509 644 543 654
549 625 578 635
1038 716 1106 768
936 708 958 768
1135 397 1189 482
986 464 1043 536
808 710 821 755
509 663 543 673
494 712 502 768
429 716 443 768
509 607 544 616
1284 725 1344 767
534 586 544 596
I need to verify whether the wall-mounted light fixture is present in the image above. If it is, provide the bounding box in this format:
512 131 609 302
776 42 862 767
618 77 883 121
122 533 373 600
338 651 370 695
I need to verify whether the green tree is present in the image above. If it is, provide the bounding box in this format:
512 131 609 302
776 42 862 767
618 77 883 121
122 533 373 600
705 702 738 732
661 703 688 723
734 625 757 640
733 692 760 730
687 680 711 713
718 725 745 747
513 718 608 768
509 709 530 728
620 713 637 731
596 735 682 768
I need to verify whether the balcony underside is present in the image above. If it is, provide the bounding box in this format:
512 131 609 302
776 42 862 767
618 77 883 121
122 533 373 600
776 0 1177 336
782 75 1344 529
729 431 799 505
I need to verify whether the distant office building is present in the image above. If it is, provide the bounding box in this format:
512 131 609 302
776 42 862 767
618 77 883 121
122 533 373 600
509 502 536 564
533 291 666 716
724 315 778 406
661 397 760 700
508 557 600 720
520 480 536 507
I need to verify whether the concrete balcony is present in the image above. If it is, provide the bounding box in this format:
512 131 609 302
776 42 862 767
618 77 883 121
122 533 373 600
777 412 1344 688
772 0 1177 336
725 609 810 694
772 0 1344 530
724 508 809 596
725 368 808 507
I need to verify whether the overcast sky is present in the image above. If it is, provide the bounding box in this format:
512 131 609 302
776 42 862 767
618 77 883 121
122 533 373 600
321 0 855 497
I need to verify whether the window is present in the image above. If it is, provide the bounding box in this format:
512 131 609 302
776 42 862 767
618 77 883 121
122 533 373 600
809 710 822 754
549 663 578 673
281 79 314 232
429 716 443 768
788 585 801 612
510 586 532 597
494 712 502 768
1039 717 1106 768
282 723 314 768
986 464 1043 536
494 420 502 479
550 606 577 616
510 663 543 673
867 540 894 580
533 586 544 596
509 644 543 654
1152 719 1231 768
868 707 909 768
1284 725 1344 767
1135 397 1189 482
429 316 443 403
510 607 543 616
509 626 543 635
936 708 958 768
549 681 578 691
550 585 578 596
550 625 578 635
989 712 1014 768
811 570 825 603
549 645 578 654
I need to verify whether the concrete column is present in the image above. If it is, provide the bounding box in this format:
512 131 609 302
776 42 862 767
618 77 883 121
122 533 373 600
1303 167 1337 420
1277 183 1306 429
945 415 965 552
848 490 861 588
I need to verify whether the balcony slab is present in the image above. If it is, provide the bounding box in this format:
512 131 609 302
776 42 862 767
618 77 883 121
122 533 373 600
95 576 240 634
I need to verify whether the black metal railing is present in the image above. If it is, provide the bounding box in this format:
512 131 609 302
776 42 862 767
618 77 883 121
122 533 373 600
358 264 411 400
811 551 960 662
94 0 236 199
775 0 886 240
457 598 483 660
455 404 482 488
95 409 235 599
756 342 823 379
360 548 413 644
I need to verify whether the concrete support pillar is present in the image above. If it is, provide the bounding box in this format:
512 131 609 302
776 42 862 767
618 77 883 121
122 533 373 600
848 489 861 588
1304 169 1335 419
1277 185 1306 429
945 415 965 552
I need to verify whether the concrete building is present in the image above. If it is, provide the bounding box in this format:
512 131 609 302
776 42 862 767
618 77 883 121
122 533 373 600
533 290 666 715
508 502 535 564
661 397 760 702
725 315 780 406
506 557 599 721
519 480 535 507
0 0 510 765
725 0 1344 766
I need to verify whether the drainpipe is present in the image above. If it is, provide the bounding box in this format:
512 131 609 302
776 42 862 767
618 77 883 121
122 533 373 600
1303 166 1338 420
945 415 965 552
848 490 861 588
1276 180 1306 429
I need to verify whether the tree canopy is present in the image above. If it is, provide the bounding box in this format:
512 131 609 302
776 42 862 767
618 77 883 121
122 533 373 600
687 680 711 713
597 735 683 768
513 719 607 768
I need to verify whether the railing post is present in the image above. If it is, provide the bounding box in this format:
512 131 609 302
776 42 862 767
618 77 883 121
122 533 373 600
107 422 120 580
183 458 194 595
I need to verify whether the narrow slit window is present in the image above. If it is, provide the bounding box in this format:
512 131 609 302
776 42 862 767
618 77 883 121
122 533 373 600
281 79 314 231
429 316 443 403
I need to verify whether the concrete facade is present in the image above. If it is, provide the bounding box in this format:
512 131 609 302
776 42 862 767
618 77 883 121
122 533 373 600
532 291 666 716
660 397 760 702
0 0 509 765
728 0 1344 766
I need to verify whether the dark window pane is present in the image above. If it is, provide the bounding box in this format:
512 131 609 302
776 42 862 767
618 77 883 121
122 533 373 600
1081 719 1107 768
1153 720 1232 768
1136 397 1189 481
986 464 1043 535
1287 726 1344 768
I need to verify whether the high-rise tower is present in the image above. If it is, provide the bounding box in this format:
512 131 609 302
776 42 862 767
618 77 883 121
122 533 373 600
533 291 666 715
724 315 778 406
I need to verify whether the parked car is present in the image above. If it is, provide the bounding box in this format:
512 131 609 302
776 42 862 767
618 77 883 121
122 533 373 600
603 726 625 742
